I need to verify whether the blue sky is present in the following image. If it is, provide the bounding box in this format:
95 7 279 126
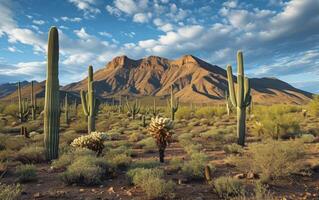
0 0 318 93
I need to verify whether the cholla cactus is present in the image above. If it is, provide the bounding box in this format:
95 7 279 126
71 132 107 155
148 116 174 163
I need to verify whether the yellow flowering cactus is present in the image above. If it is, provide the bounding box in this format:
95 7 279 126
148 116 174 163
71 132 107 155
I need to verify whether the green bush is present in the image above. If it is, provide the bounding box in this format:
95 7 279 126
250 140 304 182
108 154 132 169
16 164 37 183
3 104 19 118
15 146 45 164
60 155 109 185
128 132 144 142
130 159 160 169
175 107 193 120
51 148 96 170
213 176 244 198
127 168 175 199
307 95 319 116
0 183 21 200
181 152 212 179
224 144 243 154
0 134 25 150
136 137 156 153
300 134 315 143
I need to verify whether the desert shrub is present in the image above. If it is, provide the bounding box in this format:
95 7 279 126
15 164 37 183
60 130 79 144
127 168 175 199
183 143 202 155
107 154 132 169
15 146 45 164
253 181 275 200
60 155 109 185
0 161 8 174
0 183 22 200
307 95 319 116
175 107 193 120
130 159 160 169
71 132 107 154
128 132 144 142
250 140 304 182
51 148 96 170
195 107 215 118
169 157 183 171
178 132 194 146
73 120 87 133
213 176 244 198
255 112 302 139
300 134 315 143
0 134 25 151
224 144 243 154
136 137 156 153
3 104 19 118
181 152 212 179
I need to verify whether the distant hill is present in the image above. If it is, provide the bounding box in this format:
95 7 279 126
0 55 313 104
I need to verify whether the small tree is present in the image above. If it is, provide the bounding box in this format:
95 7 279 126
148 117 174 163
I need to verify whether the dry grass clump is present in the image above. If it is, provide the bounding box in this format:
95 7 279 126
15 164 37 183
15 146 45 164
0 183 22 200
213 176 244 198
127 168 175 199
175 107 193 120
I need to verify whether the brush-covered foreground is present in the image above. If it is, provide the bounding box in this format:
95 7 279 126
0 101 319 200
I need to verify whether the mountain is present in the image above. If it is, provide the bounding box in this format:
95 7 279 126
0 55 313 104
62 55 312 104
0 81 30 99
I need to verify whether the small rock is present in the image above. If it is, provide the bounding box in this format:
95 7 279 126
29 131 39 137
33 192 41 198
99 185 104 188
107 187 115 194
178 178 188 184
234 173 245 179
195 197 204 200
247 172 259 179
79 189 85 192
91 189 97 193
126 190 132 196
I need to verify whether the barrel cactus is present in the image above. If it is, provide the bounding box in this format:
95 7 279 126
43 27 60 160
148 116 174 163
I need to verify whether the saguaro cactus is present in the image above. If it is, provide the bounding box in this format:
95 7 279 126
118 95 123 113
17 82 29 123
227 51 251 146
167 86 179 121
151 98 159 117
30 81 38 120
225 90 231 116
63 94 69 125
44 27 60 160
126 98 141 120
81 66 99 134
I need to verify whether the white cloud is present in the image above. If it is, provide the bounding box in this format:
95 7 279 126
32 20 45 25
106 5 121 17
61 16 82 22
99 31 112 37
8 46 23 53
133 12 152 23
68 0 100 17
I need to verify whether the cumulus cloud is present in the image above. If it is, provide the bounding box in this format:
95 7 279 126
133 12 152 23
68 0 100 18
61 16 82 22
32 20 45 25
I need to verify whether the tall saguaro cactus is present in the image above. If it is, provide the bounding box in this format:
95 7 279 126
30 81 38 120
226 51 251 146
64 93 69 125
126 98 141 120
44 27 60 160
81 66 99 134
168 85 179 121
17 82 30 123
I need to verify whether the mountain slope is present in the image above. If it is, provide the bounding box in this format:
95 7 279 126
0 55 312 104
62 55 312 104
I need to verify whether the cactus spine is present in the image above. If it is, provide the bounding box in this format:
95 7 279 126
30 81 37 120
168 86 179 121
17 82 29 123
126 98 140 120
226 51 251 146
81 66 99 134
44 27 60 160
